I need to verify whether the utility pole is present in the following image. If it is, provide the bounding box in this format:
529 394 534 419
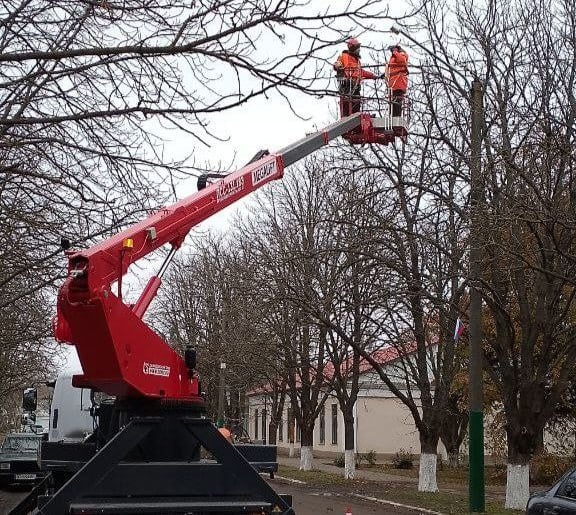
217 361 226 428
469 78 485 513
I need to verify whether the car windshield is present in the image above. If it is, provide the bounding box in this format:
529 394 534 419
1 435 40 453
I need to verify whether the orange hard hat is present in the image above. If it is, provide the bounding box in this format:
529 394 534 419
347 38 360 49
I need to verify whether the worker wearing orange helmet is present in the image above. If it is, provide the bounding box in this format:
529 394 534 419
386 45 409 117
334 38 382 117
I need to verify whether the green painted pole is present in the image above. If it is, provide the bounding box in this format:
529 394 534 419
468 78 485 513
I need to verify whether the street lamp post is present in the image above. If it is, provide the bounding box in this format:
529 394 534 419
391 25 485 512
217 361 226 428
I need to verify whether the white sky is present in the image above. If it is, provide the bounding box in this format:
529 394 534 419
58 2 412 373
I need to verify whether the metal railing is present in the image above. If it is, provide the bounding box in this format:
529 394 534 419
336 76 411 128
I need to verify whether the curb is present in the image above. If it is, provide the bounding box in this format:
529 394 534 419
351 493 445 515
273 475 307 485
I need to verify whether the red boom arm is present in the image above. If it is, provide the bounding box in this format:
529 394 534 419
55 113 376 400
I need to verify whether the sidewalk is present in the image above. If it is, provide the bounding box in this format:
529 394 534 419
278 456 416 483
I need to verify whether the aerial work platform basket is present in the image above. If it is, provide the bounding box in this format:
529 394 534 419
337 78 410 145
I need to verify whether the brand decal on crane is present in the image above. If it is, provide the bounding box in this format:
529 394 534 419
251 159 277 186
216 176 245 203
142 362 171 377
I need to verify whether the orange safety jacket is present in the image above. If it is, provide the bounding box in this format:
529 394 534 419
386 49 409 91
334 51 377 81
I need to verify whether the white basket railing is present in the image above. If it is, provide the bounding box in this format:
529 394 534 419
336 77 410 126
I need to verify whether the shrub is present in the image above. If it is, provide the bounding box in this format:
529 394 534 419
487 462 507 484
364 450 377 466
392 448 414 469
531 453 574 485
355 450 377 467
333 454 345 468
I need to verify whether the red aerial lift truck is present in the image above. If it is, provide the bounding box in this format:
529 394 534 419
36 99 408 514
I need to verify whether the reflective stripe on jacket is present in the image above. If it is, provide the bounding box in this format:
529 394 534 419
386 50 408 91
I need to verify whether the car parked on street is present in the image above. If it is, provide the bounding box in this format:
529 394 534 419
0 433 44 488
526 466 576 514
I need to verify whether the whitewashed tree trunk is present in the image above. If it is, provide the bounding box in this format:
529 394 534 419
418 453 439 492
344 449 355 479
505 463 530 509
299 446 313 470
288 442 295 458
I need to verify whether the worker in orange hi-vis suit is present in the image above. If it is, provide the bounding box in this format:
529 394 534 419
334 38 382 117
385 45 409 117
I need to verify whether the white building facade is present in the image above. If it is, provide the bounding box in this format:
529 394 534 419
247 369 444 459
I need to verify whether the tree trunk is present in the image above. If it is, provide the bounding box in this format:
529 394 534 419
299 426 314 471
439 405 467 469
344 415 355 479
447 449 460 468
268 421 277 445
418 437 439 492
506 463 530 509
505 424 536 509
288 411 295 457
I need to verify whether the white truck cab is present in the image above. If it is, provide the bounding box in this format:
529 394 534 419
48 372 94 443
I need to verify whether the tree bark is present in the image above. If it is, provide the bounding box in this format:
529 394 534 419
299 425 315 470
344 415 355 479
418 435 439 492
505 422 539 509
447 449 460 468
268 421 278 445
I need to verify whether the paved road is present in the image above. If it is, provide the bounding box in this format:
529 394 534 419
0 485 33 514
270 480 425 515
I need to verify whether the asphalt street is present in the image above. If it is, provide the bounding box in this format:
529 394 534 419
0 485 33 514
270 479 428 515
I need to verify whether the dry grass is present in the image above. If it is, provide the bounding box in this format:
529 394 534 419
277 465 521 515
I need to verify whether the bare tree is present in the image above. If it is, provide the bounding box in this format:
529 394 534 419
0 270 60 425
330 100 469 490
237 158 342 470
311 168 388 479
411 0 576 506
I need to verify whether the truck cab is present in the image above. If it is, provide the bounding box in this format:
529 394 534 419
48 372 94 443
0 433 44 487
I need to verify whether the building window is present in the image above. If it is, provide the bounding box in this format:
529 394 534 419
319 405 325 444
254 409 259 440
278 415 284 442
331 404 338 445
296 422 301 442
261 409 267 443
